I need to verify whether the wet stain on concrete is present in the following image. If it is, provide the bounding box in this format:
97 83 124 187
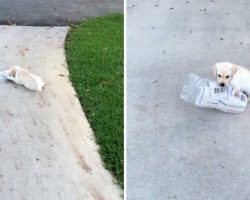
91 187 105 200
71 142 92 174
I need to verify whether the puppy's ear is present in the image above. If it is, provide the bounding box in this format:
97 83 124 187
212 64 217 77
232 64 238 76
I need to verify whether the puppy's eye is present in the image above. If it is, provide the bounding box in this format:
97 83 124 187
218 74 221 78
226 75 230 79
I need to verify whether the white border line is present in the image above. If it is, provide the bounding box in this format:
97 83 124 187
124 0 127 198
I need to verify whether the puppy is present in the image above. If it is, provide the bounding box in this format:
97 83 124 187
212 62 250 96
2 66 45 91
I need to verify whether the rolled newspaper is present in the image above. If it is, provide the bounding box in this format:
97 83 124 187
0 66 45 91
180 73 248 113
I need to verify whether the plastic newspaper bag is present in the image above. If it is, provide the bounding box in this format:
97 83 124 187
180 73 248 113
0 66 45 91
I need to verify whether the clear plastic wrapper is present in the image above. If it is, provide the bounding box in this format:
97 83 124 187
0 71 8 82
180 73 248 113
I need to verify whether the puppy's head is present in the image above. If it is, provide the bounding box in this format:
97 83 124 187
212 62 237 87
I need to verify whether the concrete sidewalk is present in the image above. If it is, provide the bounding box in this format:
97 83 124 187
0 26 121 200
127 0 250 199
0 0 123 26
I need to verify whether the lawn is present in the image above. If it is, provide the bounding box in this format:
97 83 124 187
65 14 124 186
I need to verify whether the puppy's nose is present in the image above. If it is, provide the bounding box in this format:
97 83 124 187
220 83 225 87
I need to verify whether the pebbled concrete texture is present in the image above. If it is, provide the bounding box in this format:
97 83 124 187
0 0 123 26
0 26 122 200
127 0 250 200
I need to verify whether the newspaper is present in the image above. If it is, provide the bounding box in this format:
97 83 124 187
180 73 248 113
0 67 45 91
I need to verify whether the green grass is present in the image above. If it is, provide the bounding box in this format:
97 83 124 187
65 14 124 187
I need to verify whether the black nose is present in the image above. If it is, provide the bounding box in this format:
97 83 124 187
220 83 225 87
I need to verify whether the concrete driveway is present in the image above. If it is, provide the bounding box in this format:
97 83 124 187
0 26 122 200
0 0 123 25
127 0 250 199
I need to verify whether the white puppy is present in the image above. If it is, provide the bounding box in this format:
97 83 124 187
1 66 45 91
212 62 250 96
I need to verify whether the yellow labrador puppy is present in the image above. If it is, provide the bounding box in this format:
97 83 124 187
2 66 45 91
212 62 250 96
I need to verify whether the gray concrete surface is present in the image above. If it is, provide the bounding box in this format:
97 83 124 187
127 0 250 199
0 0 123 26
0 26 122 200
